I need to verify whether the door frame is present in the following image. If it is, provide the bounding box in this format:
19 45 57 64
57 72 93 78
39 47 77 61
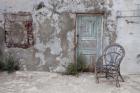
74 13 104 65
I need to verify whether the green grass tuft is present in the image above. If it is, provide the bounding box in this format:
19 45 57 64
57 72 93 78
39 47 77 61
66 54 87 75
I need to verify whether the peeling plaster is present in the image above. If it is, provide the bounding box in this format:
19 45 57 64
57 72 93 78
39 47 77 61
0 0 119 72
46 37 62 55
67 31 74 58
34 38 46 66
0 0 140 74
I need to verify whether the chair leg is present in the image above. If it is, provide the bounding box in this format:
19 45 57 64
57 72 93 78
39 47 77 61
96 78 99 83
96 72 99 83
105 69 110 80
116 76 120 87
105 72 107 78
105 72 109 80
115 73 120 87
119 71 124 82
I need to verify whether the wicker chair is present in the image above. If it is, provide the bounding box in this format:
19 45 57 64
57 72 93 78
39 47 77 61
95 43 125 87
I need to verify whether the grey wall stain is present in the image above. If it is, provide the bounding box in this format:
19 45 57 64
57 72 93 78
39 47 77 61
0 0 118 72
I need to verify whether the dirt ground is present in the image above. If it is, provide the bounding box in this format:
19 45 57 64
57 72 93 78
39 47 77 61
0 71 140 93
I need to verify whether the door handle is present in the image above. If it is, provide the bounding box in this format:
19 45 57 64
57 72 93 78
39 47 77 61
75 35 79 48
77 35 79 37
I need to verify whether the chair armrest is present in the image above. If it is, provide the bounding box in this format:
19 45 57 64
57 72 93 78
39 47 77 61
96 55 104 66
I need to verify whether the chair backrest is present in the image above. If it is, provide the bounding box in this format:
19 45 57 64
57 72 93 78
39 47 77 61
103 43 125 66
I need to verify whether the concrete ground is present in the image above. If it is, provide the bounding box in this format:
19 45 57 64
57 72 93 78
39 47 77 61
0 71 140 93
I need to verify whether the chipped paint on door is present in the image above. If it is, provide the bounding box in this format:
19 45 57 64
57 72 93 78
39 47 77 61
76 15 103 71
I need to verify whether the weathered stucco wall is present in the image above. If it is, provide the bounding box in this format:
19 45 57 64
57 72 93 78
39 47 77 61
0 0 124 73
116 0 140 74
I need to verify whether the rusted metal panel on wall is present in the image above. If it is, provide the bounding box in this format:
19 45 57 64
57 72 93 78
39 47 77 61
76 14 103 71
4 12 34 49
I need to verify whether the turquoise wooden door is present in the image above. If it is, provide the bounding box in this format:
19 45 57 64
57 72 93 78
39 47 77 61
76 15 102 71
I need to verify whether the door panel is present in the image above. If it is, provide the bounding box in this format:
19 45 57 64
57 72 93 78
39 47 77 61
76 15 102 71
81 54 96 65
79 39 97 49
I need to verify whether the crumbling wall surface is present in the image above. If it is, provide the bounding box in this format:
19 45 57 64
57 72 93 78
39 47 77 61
116 0 140 74
0 0 116 72
0 14 5 56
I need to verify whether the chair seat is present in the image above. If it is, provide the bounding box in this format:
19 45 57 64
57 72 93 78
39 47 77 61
96 64 117 70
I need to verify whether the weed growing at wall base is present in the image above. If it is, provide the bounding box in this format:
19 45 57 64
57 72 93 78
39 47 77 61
66 63 78 75
0 57 5 70
66 54 86 75
0 51 20 73
4 55 20 73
